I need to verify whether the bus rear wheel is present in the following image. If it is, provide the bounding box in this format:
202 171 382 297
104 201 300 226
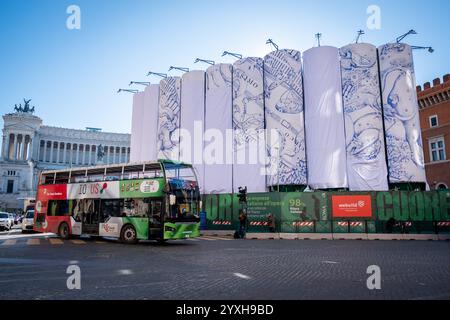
58 222 70 240
121 225 138 244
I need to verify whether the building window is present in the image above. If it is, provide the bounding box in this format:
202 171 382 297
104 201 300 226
429 138 446 162
429 115 438 128
6 180 14 194
436 183 448 190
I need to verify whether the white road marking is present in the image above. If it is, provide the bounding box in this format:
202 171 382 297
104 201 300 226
71 239 86 245
69 260 79 264
233 273 251 280
118 269 133 275
49 239 64 245
202 236 233 241
27 239 40 245
323 261 339 264
1 239 17 246
0 232 55 240
199 237 217 241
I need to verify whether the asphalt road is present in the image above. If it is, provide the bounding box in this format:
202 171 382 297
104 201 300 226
0 229 449 300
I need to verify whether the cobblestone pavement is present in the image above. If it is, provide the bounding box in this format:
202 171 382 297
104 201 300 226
1 233 449 300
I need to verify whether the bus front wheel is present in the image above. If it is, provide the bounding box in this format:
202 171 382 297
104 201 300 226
58 222 70 240
121 225 138 244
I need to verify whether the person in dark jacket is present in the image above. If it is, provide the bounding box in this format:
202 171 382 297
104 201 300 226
238 210 248 239
267 214 276 233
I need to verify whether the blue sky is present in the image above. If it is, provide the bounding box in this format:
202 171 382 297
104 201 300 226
0 0 449 134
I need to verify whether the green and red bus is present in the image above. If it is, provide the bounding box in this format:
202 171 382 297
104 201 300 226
34 160 201 244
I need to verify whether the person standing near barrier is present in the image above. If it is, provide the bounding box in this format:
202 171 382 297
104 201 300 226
268 213 276 233
238 210 248 239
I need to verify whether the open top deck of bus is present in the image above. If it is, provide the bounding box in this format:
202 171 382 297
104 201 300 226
40 159 194 185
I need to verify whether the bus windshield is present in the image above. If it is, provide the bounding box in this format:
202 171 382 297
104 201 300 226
162 162 200 221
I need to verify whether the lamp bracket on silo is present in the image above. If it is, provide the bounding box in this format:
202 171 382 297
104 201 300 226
168 66 190 73
355 30 365 43
147 71 168 78
412 46 434 53
129 81 150 87
117 89 139 94
194 58 215 66
396 29 417 43
222 51 242 59
266 39 279 51
315 33 322 47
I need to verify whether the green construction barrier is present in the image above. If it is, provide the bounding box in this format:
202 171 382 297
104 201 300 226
316 221 332 233
366 221 377 233
203 191 450 233
332 221 349 233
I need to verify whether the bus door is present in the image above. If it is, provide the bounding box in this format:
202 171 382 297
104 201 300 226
81 199 101 235
148 199 163 239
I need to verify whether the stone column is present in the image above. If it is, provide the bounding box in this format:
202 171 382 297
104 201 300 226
12 134 18 160
81 145 86 165
21 140 26 160
56 142 60 163
88 144 93 165
26 137 32 160
1 133 7 160
63 143 67 164
49 141 54 163
42 140 47 162
75 145 80 165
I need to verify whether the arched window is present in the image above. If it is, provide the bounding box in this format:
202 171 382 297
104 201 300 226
436 183 448 190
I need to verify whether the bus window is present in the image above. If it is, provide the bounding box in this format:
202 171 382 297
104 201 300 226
42 174 55 185
101 200 122 219
54 172 70 184
122 199 148 217
143 169 162 179
70 171 87 183
48 200 71 217
123 165 144 180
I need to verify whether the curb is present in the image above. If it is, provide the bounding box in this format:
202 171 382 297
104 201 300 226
201 231 450 241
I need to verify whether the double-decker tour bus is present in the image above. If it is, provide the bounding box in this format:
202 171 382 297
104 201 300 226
33 160 201 244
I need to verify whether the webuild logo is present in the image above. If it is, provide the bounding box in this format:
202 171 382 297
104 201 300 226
332 195 373 218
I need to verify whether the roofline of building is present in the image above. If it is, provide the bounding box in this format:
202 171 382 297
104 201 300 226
417 74 450 96
39 125 130 137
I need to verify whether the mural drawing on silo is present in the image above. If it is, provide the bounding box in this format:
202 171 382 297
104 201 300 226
264 49 307 186
157 77 182 161
204 64 233 194
233 57 266 192
303 46 348 189
180 71 206 190
340 43 389 191
130 92 145 163
141 84 160 162
378 43 426 183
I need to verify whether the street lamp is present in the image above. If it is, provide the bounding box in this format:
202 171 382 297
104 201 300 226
396 29 417 43
194 58 215 66
222 51 243 60
117 89 139 94
129 81 150 87
168 66 190 73
147 71 167 78
266 39 279 51
355 30 365 44
412 46 434 53
315 33 322 47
